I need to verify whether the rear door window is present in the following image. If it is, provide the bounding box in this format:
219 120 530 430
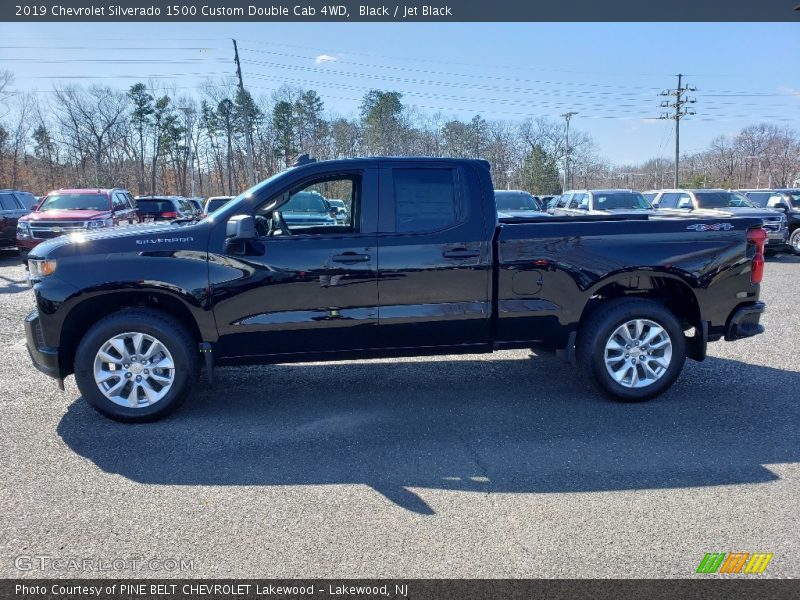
393 169 459 233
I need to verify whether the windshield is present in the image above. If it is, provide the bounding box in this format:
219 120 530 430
39 193 109 212
284 192 329 213
744 192 772 207
695 192 755 209
206 198 231 213
328 199 345 208
495 192 541 211
594 192 651 210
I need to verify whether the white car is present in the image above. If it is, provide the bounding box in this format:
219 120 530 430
327 199 349 225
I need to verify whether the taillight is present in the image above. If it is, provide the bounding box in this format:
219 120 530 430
747 227 767 284
161 211 177 218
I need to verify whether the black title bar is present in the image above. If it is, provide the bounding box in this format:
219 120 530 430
3 0 800 22
4 579 800 600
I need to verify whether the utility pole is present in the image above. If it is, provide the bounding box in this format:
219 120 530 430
561 111 578 190
745 155 762 189
232 39 256 187
659 74 696 188
178 107 195 197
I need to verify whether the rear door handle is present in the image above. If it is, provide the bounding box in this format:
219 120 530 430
332 252 371 263
443 248 480 259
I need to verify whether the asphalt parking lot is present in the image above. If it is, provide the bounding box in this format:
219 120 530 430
1 251 798 579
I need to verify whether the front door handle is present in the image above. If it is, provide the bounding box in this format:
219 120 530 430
332 252 370 263
443 248 480 259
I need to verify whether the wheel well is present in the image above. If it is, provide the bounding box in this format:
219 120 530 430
60 292 202 376
580 276 701 331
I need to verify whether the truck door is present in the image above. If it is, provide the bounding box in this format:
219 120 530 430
210 168 380 357
376 163 493 349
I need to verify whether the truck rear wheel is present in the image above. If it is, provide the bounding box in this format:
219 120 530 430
577 298 686 402
74 309 199 422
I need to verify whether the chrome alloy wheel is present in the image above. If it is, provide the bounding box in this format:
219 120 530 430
792 230 800 252
93 332 175 408
603 319 673 389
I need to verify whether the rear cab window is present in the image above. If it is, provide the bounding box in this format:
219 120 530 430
392 168 461 233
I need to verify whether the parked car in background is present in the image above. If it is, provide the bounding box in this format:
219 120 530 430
0 189 36 249
550 189 654 216
740 189 800 255
494 190 545 219
204 195 234 215
546 195 561 210
648 189 788 254
17 188 139 257
327 198 349 224
280 190 338 230
135 196 198 223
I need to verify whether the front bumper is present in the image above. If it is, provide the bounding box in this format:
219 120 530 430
724 301 766 341
766 229 789 250
24 309 61 380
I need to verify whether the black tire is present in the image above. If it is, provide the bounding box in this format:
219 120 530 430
790 229 800 256
577 298 686 402
74 308 199 422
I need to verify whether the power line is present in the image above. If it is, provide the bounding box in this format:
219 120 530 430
241 54 663 93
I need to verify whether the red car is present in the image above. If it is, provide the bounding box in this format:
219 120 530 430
17 188 140 257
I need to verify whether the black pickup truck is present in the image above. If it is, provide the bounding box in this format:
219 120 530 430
24 158 767 422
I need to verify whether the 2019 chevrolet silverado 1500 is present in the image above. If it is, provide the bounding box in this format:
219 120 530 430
24 158 767 422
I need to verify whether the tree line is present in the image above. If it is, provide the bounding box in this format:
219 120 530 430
0 70 798 197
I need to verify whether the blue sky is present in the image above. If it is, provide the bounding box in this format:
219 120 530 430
2 21 798 164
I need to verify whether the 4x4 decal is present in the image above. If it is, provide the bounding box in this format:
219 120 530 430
687 223 735 231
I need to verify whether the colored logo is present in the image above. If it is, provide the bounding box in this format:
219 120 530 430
696 552 773 574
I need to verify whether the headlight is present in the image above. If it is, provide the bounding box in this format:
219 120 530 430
28 259 57 278
86 219 110 229
17 222 31 238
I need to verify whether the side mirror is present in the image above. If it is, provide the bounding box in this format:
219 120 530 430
329 207 338 218
777 203 790 212
226 214 256 240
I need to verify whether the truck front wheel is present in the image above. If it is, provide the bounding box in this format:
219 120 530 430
577 299 686 402
790 229 800 256
74 309 199 422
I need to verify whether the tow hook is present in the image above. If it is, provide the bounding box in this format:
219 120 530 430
199 342 215 386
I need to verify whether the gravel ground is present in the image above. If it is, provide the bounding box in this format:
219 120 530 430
0 252 798 579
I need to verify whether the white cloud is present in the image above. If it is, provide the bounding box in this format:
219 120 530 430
314 54 337 65
777 86 800 99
